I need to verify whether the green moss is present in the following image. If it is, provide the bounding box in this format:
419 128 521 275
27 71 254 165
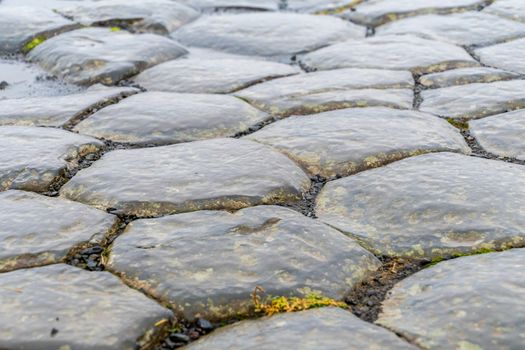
446 118 469 130
426 247 498 267
22 36 46 53
110 26 122 32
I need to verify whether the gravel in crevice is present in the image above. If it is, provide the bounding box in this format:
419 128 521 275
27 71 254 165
283 175 329 218
462 129 525 165
412 73 424 109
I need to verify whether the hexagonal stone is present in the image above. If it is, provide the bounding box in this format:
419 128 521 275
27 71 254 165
187 308 417 350
176 0 279 11
73 92 269 145
235 68 414 117
0 190 117 272
107 206 381 320
0 85 137 127
0 126 103 193
60 138 310 217
378 249 525 349
0 264 173 349
475 37 525 75
247 107 469 177
28 27 188 85
172 12 365 57
299 35 477 74
377 12 525 47
0 6 78 54
420 80 525 120
484 0 525 22
316 152 525 260
419 67 520 89
470 109 525 160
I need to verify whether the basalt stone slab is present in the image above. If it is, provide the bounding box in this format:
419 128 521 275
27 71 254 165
0 190 117 272
28 27 188 85
378 249 525 349
0 264 173 350
187 308 417 350
247 108 469 178
175 0 278 11
57 0 199 34
316 153 525 260
420 80 525 120
484 0 525 22
300 35 477 74
0 85 137 127
419 67 520 88
475 38 525 75
0 126 103 192
377 12 525 47
107 206 381 320
0 6 78 54
470 109 525 160
134 57 298 94
60 138 310 217
235 68 414 117
74 92 269 145
172 13 365 57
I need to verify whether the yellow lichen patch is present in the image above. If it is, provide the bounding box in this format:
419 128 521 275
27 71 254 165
315 0 365 15
22 36 46 53
446 118 469 130
110 26 122 32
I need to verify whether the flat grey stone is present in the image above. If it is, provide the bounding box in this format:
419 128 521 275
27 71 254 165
300 35 477 74
377 12 525 47
235 68 414 117
484 0 525 23
0 190 117 272
74 92 269 145
475 37 525 75
172 12 365 57
0 126 103 193
470 109 525 160
286 0 358 12
175 0 278 11
28 27 187 85
0 85 137 127
134 57 299 94
60 138 310 217
0 6 78 54
187 308 417 350
420 80 525 120
0 264 173 350
107 206 381 320
247 107 470 177
316 152 525 260
378 249 525 349
419 67 520 89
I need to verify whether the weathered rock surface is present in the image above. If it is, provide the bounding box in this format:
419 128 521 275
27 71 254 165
28 27 187 85
475 37 525 75
235 68 414 117
470 109 525 160
247 107 470 177
172 12 365 57
176 0 278 11
419 67 520 88
0 190 117 272
0 264 172 350
378 249 525 349
0 126 103 192
484 0 525 22
420 80 525 120
60 138 310 217
74 92 269 145
286 0 359 13
299 35 477 74
316 152 525 259
107 206 381 320
186 308 417 349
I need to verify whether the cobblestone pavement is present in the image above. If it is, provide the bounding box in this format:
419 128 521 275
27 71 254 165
1 0 524 349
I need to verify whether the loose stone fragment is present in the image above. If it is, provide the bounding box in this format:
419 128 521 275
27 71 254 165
420 80 525 120
475 37 525 75
186 308 416 349
470 109 525 160
0 264 173 349
316 152 525 260
60 138 310 217
0 190 117 272
235 68 414 117
419 67 520 89
74 92 269 145
299 35 477 74
175 0 279 11
172 12 365 57
378 249 525 349
484 0 525 22
28 27 188 85
247 107 469 177
0 85 137 127
107 206 381 320
0 126 103 192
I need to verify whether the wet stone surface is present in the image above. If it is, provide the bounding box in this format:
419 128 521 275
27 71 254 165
418 67 520 89
484 0 525 22
175 0 279 11
475 37 525 75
